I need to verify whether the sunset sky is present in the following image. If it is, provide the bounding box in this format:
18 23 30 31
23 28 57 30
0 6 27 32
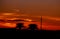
0 0 60 30
0 0 60 17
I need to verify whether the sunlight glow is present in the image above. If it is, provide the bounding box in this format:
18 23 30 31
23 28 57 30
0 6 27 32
3 23 16 27
42 16 60 21
2 13 14 15
24 19 32 22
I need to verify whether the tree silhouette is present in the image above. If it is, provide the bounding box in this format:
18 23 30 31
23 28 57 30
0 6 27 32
28 24 38 30
16 23 24 30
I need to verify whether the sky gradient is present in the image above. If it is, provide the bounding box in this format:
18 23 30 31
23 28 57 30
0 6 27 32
0 0 60 17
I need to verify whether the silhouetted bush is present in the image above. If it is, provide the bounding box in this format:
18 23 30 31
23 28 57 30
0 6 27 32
28 24 38 30
16 23 24 30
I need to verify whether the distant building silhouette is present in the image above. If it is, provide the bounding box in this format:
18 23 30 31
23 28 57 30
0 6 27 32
28 24 38 30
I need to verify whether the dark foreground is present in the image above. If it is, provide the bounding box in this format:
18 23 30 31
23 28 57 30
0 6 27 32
0 28 60 37
0 28 60 33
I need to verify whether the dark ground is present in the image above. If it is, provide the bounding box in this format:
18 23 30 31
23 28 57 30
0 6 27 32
0 28 60 34
0 28 60 37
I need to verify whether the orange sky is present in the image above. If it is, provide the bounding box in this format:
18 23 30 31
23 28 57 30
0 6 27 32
0 0 60 17
0 14 60 30
0 0 60 30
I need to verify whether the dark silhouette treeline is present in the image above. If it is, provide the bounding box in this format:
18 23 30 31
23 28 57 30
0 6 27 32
0 23 60 33
0 23 40 32
16 23 40 32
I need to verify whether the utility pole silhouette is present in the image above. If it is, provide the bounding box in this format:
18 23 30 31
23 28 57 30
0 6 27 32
40 16 42 30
